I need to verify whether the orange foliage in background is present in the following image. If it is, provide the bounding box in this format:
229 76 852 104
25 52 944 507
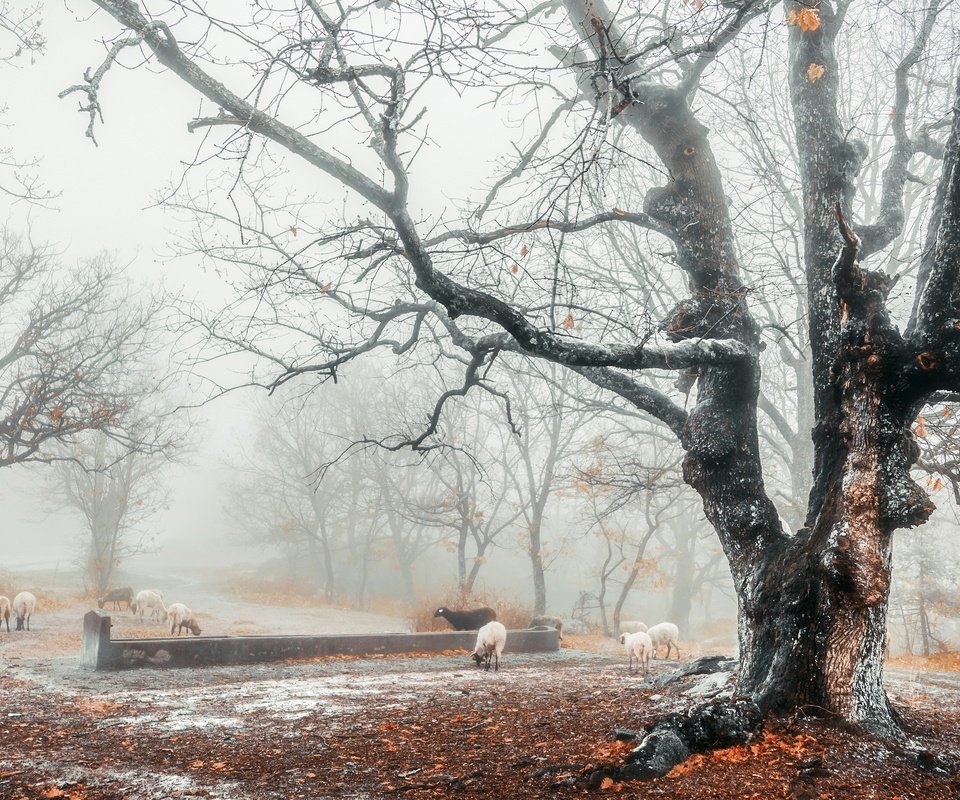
888 651 960 673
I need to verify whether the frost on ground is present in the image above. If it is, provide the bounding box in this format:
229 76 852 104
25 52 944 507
2 650 960 800
1 589 959 798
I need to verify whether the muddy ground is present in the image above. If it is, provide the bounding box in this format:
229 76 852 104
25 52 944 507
2 589 960 799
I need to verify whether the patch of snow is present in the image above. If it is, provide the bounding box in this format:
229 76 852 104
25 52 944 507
684 671 734 698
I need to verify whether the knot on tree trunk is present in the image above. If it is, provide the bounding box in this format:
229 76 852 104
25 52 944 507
662 295 749 342
684 401 739 462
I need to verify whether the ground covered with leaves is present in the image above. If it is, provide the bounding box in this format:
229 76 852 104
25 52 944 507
3 646 960 799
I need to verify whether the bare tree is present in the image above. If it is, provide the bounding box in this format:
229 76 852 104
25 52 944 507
56 431 171 596
429 436 524 595
67 0 960 755
227 394 346 599
0 234 160 466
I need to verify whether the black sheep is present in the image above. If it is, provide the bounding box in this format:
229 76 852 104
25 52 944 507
433 606 497 631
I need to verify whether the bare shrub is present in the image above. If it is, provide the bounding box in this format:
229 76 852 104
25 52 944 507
411 587 530 632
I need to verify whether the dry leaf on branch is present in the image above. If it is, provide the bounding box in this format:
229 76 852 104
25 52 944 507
787 7 821 31
561 312 575 330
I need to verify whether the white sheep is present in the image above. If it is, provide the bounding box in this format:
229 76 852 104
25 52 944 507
132 589 166 623
166 602 202 636
619 620 648 635
12 591 36 631
646 622 680 659
0 595 10 632
471 620 507 671
619 630 654 675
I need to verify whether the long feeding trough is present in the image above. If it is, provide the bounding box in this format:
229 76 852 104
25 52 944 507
79 610 561 671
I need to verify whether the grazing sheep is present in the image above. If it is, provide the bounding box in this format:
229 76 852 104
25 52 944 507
620 631 654 676
528 615 564 641
131 589 166 622
0 595 10 632
12 591 36 631
619 620 648 635
98 587 135 611
434 606 497 631
166 602 202 636
646 622 680 659
471 621 507 671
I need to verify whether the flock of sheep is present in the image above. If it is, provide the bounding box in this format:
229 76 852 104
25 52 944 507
0 591 36 632
3 586 679 677
98 587 202 636
433 605 680 675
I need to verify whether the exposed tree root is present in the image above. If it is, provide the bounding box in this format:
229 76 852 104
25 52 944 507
579 686 960 790
649 655 739 688
580 697 765 785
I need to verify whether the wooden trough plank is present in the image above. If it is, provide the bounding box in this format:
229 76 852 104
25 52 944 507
80 610 560 671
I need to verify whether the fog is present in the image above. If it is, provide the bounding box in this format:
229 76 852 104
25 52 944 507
1 0 959 659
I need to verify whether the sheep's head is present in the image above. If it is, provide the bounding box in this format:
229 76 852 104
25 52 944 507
97 598 106 609
619 633 627 645
471 652 485 668
187 620 202 636
433 607 447 618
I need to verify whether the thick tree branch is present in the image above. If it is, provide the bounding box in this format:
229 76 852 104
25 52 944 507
81 0 390 207
427 209 675 247
909 67 960 343
571 365 687 438
858 0 945 258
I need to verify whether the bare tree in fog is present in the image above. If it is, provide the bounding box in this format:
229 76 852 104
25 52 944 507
69 0 960 743
230 371 450 606
229 392 350 600
0 235 159 466
504 365 590 615
56 431 172 596
428 403 525 595
572 436 688 635
890 522 960 656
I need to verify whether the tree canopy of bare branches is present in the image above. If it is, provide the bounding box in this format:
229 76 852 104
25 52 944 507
0 233 164 466
65 0 960 745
